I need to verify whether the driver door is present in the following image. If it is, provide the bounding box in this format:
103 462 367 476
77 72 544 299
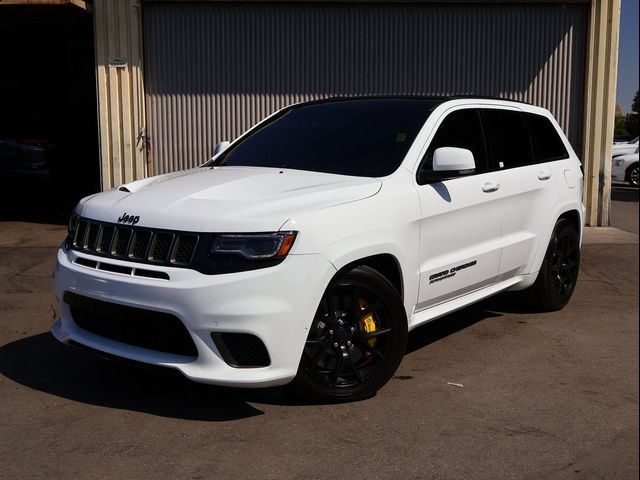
414 108 504 311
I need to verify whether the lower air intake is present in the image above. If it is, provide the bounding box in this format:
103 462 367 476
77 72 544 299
211 332 271 368
64 292 197 357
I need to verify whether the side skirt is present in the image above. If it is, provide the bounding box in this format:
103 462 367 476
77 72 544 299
408 276 523 331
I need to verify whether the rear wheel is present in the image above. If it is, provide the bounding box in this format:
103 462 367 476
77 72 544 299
292 266 407 403
527 218 580 311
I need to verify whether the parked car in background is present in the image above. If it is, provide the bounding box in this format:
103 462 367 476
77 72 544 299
612 151 639 187
0 138 52 186
612 137 639 158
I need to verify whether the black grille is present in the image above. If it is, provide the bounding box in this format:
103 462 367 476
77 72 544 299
67 216 199 270
97 226 115 253
113 228 132 256
85 224 100 250
64 292 197 357
172 235 198 264
211 333 271 367
74 220 88 247
130 230 152 259
150 232 174 262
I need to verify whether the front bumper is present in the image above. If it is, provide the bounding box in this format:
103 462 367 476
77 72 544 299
612 162 627 182
52 247 335 387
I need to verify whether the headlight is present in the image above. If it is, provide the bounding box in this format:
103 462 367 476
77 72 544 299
210 232 297 259
613 159 625 167
199 231 297 274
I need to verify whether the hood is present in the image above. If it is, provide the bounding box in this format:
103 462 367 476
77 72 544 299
77 166 382 232
614 152 639 161
612 143 638 155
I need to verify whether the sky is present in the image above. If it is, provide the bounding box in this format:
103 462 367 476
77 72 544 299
617 0 639 113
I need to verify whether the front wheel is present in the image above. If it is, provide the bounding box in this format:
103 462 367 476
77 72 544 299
526 218 581 311
627 163 639 188
292 266 407 403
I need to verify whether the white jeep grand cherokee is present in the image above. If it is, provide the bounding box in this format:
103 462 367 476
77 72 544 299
53 97 584 402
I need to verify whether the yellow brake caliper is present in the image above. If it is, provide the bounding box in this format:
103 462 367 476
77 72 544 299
358 298 378 348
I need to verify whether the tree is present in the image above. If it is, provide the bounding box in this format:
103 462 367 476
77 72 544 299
626 114 639 138
633 89 640 114
614 116 630 139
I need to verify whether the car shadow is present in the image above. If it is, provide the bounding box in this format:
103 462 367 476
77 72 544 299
405 291 532 354
0 332 269 421
0 293 537 414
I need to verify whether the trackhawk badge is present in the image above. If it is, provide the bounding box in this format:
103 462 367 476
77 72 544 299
117 212 140 225
429 260 477 285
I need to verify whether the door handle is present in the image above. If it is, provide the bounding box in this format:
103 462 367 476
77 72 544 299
482 181 500 193
537 171 552 181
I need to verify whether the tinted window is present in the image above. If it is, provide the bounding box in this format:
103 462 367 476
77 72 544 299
522 113 569 162
481 109 533 169
213 100 439 177
419 109 487 179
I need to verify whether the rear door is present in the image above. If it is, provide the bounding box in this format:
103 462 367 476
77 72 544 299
480 108 560 277
414 108 504 311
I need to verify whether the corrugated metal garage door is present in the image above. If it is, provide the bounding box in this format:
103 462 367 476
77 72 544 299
143 2 588 175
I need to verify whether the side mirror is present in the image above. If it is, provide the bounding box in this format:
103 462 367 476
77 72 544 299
433 147 476 172
213 141 231 156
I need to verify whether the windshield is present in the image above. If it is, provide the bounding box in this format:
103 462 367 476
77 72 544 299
212 99 439 177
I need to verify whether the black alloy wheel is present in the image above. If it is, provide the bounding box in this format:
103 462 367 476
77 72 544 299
292 266 407 403
528 218 580 311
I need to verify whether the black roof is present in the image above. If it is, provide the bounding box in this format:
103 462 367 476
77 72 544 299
292 94 533 108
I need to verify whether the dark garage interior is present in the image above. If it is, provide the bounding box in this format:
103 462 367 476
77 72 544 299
0 5 100 223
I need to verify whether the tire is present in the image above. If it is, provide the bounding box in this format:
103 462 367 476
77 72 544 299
527 218 580 311
292 265 408 403
626 163 639 188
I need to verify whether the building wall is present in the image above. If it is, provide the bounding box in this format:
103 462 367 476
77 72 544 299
143 2 588 175
93 0 621 226
582 0 621 226
93 0 147 189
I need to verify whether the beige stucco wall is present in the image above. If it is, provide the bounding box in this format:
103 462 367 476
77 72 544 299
582 0 622 226
93 0 147 190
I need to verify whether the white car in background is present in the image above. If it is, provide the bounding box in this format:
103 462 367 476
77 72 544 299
612 150 639 187
52 97 584 402
612 137 638 157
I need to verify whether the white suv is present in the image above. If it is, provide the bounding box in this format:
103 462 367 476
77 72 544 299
52 97 584 402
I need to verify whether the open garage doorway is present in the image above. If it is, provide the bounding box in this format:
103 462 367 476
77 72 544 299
0 4 100 224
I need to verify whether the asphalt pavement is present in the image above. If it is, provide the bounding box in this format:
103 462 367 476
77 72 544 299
0 212 638 479
611 184 639 235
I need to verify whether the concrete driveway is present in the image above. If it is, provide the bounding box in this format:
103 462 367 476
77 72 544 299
611 184 639 235
0 221 637 480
